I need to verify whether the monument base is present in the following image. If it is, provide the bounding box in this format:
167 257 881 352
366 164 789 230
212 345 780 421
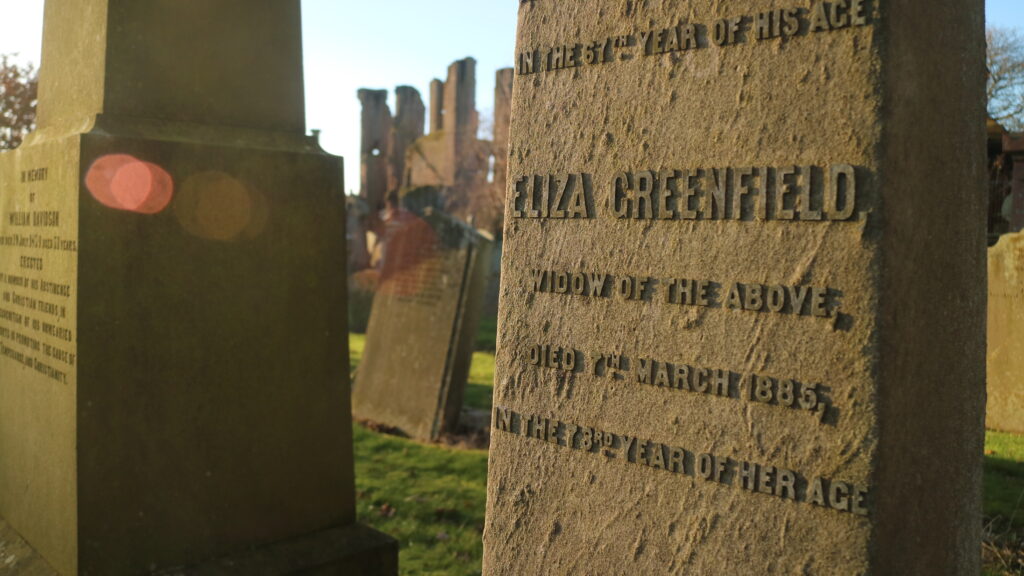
0 517 398 576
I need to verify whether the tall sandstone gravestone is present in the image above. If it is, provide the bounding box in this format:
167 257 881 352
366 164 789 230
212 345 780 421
0 1 396 574
987 231 1024 434
485 2 986 574
353 203 492 442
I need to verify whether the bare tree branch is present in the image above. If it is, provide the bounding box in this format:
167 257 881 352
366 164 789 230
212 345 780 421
0 54 38 150
987 27 1024 130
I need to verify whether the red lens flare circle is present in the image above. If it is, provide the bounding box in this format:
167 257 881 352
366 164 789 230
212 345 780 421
86 154 174 214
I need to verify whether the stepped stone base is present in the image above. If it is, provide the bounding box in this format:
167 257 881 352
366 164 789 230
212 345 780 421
1 518 398 576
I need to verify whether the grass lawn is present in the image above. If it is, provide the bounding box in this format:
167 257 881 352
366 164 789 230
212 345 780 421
474 316 498 353
986 430 1024 531
350 331 492 575
463 352 496 412
350 332 1024 575
353 424 488 576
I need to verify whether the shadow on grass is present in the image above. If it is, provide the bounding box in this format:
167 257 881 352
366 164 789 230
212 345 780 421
984 431 1024 532
982 431 1024 576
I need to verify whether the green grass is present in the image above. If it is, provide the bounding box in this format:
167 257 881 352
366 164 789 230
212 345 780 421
474 316 498 353
349 333 1024 574
984 432 1024 576
463 351 495 412
353 424 488 576
985 430 1024 531
466 316 497 411
349 333 366 372
349 332 490 575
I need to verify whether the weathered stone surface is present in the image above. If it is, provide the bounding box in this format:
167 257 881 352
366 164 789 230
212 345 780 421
988 231 1024 434
484 2 986 575
353 206 492 442
0 1 395 574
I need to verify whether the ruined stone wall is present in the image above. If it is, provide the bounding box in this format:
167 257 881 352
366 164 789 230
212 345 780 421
405 131 450 190
429 79 445 135
443 58 478 189
358 59 513 236
358 88 392 222
389 86 425 191
491 68 515 231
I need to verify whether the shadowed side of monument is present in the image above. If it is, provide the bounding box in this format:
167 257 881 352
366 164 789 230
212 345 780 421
871 3 987 573
0 1 397 574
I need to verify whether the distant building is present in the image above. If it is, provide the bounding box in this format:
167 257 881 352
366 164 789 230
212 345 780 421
356 58 514 250
991 118 1024 243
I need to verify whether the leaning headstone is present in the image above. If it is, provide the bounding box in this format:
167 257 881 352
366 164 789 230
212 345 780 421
485 2 986 574
0 1 396 574
353 202 492 442
988 231 1024 434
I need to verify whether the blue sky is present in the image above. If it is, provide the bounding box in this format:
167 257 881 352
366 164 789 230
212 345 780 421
988 0 1024 30
0 1 1021 192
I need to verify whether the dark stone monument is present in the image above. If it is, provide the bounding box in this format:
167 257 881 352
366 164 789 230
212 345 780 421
0 1 396 574
484 1 987 574
353 195 492 442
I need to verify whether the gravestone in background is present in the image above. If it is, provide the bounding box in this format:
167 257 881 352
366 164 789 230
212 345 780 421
485 1 986 574
988 231 1024 434
1004 135 1024 235
353 202 492 442
0 1 396 574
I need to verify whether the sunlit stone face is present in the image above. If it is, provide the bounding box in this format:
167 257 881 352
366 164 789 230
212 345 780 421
484 1 986 574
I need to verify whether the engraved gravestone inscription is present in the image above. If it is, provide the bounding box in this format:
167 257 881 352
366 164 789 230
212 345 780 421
0 168 77 390
484 1 986 574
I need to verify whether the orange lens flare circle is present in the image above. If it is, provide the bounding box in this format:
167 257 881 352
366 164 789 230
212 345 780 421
175 171 267 242
86 154 174 214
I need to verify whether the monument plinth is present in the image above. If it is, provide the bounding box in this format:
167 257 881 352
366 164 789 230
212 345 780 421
0 1 396 574
484 2 986 574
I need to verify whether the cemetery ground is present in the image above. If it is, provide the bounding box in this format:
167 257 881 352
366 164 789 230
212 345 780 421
348 326 1024 576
